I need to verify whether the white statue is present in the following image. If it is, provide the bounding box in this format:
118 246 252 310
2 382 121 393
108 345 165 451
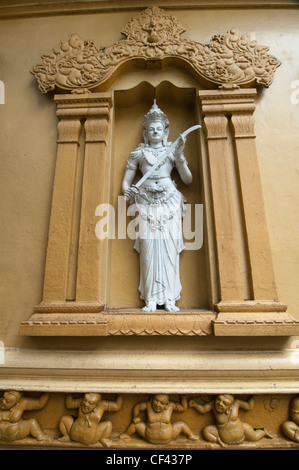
122 100 198 312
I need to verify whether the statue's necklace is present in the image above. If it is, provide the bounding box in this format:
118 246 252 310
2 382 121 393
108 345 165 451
147 147 163 157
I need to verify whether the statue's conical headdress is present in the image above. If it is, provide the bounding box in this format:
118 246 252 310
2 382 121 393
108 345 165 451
143 99 169 129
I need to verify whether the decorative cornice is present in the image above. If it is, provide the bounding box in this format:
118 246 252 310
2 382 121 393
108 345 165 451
216 300 288 312
31 6 281 94
33 301 104 313
3 347 299 393
1 1 297 20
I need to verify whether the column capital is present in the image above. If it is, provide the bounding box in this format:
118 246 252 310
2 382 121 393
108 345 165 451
57 118 82 144
198 88 256 116
84 116 109 143
202 114 228 140
230 112 256 138
54 92 112 120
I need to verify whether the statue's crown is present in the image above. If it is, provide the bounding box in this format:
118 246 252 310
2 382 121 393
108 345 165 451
143 99 169 128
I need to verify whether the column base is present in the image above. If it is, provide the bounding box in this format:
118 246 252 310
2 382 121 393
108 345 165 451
213 301 299 336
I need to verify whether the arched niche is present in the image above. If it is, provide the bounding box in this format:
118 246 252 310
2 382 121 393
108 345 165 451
108 79 209 310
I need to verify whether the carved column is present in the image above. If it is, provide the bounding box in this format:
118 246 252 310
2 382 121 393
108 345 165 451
22 93 112 334
76 102 111 304
42 112 82 303
201 111 243 302
199 89 288 335
230 106 278 301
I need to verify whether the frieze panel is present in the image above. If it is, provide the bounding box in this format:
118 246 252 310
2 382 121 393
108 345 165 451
0 390 298 449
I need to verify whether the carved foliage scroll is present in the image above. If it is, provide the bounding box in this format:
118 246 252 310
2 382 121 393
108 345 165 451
31 6 281 94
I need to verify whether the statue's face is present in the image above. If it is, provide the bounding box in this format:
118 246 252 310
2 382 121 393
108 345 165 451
152 394 169 412
215 394 234 413
81 393 100 414
0 392 18 410
290 399 299 424
290 408 299 425
146 120 165 144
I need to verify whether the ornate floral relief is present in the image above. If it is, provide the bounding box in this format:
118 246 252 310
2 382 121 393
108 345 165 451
264 396 280 413
207 28 280 88
121 5 186 43
31 6 281 94
31 34 104 94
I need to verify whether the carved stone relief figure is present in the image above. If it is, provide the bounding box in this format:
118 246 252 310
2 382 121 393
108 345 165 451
120 394 199 445
189 394 273 447
0 391 50 442
58 393 123 447
122 101 195 312
1 390 299 448
282 396 299 443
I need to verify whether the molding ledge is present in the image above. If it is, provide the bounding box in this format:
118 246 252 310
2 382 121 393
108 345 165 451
1 347 299 394
19 310 215 336
0 1 297 19
213 312 299 336
19 308 299 337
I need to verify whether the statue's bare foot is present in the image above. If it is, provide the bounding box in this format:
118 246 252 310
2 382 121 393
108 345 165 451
262 428 274 439
165 301 180 312
101 438 113 448
57 435 71 442
36 434 52 442
119 433 131 440
218 438 227 448
188 432 200 441
142 301 156 312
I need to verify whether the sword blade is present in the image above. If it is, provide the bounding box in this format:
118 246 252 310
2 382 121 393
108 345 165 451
134 124 201 189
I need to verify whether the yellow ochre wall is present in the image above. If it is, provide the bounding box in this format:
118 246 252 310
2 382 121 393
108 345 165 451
1 3 299 350
1 2 299 452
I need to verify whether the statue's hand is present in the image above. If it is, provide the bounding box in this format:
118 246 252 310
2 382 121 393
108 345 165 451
124 185 139 202
174 134 186 160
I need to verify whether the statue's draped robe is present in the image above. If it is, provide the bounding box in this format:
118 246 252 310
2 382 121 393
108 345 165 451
126 144 185 305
